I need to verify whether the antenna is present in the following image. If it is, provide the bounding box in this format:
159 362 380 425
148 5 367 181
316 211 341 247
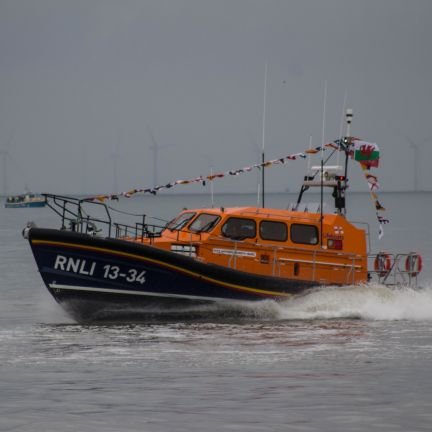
256 183 261 207
307 135 313 170
261 63 268 208
337 90 348 166
251 138 261 200
346 108 353 138
210 166 214 208
321 80 327 159
320 80 327 247
344 108 353 179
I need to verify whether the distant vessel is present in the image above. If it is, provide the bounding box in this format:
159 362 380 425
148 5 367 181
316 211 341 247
5 193 46 208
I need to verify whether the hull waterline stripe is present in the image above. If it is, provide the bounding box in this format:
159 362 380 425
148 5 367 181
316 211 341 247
48 283 266 303
33 239 292 298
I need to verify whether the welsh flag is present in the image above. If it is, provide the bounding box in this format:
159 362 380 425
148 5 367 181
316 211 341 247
351 140 380 168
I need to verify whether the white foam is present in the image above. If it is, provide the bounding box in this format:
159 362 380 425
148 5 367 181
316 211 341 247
33 281 432 323
277 283 432 321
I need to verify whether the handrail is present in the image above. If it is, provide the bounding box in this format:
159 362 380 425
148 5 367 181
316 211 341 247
45 194 411 286
42 193 165 241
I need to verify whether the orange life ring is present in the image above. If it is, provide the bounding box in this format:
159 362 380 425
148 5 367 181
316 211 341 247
374 253 392 277
405 253 423 277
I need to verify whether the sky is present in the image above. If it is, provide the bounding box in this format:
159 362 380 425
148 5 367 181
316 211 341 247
1 0 431 195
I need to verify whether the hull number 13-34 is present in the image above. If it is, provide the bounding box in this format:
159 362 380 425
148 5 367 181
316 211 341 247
103 264 146 284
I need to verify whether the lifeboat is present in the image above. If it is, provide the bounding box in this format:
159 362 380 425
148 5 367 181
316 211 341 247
23 111 422 322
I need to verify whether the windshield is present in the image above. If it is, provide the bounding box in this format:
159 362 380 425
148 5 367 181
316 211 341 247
189 213 221 233
166 212 196 231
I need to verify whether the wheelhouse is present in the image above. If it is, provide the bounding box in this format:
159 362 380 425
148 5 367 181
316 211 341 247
142 206 367 285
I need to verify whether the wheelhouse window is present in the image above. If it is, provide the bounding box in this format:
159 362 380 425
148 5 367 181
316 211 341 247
259 220 288 242
189 213 221 233
290 224 319 245
221 217 256 240
166 212 196 231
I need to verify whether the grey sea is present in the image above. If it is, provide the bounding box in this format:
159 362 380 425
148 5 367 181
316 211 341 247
1 191 432 432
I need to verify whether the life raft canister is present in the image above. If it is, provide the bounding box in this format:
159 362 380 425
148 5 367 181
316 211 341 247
405 253 423 277
374 252 392 277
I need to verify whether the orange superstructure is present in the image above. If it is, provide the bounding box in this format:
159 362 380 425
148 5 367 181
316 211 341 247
133 206 368 286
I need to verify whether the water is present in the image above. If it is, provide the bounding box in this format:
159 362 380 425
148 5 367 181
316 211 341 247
1 192 432 431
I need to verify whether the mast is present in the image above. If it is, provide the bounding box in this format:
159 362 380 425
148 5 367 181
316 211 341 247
344 108 353 182
295 108 352 217
335 108 353 217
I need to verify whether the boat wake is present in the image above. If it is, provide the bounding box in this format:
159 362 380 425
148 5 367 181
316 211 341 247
40 282 432 324
181 283 432 322
276 283 432 321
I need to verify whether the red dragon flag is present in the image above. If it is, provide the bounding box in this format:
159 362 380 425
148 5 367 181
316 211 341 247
350 140 380 168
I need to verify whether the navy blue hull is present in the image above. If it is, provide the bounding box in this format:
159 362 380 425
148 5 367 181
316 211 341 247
28 228 315 322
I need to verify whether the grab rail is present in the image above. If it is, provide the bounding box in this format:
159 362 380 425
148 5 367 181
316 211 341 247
43 193 165 241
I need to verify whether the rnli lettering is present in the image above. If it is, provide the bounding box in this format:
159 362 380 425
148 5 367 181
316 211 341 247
54 255 96 276
52 255 146 284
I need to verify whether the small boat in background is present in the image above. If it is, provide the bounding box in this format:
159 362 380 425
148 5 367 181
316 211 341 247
4 193 46 208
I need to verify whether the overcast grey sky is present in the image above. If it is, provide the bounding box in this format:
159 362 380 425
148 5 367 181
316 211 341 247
1 0 431 195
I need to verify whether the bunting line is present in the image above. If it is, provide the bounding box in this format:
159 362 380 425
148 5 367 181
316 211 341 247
86 137 388 239
87 150 314 202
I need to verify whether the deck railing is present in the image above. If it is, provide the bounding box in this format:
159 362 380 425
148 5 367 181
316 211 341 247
43 194 165 241
368 253 421 287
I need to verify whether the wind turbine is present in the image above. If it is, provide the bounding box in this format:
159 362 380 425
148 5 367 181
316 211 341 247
80 142 88 195
403 135 431 191
147 126 174 188
111 130 122 194
0 148 9 196
0 131 15 196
